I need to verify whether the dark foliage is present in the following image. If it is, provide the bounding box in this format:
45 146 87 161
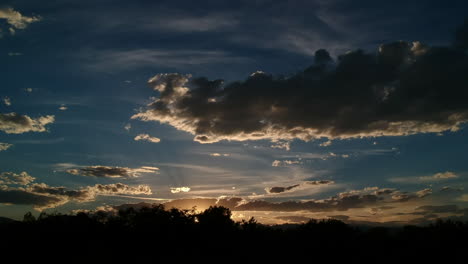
1 206 467 260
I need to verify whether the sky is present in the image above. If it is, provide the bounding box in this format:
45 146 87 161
1 0 468 225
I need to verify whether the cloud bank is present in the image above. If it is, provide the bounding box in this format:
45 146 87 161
133 32 468 144
0 171 153 211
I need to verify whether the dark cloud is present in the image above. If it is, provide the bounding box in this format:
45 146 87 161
266 180 334 194
133 28 468 144
155 187 435 214
66 166 159 178
0 171 153 210
267 184 300 194
0 189 62 208
0 113 54 134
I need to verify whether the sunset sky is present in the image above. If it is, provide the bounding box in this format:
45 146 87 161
1 0 468 225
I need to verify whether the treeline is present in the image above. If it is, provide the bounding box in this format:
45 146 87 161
1 205 467 259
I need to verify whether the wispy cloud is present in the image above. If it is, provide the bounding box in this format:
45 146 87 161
83 49 250 71
389 171 460 184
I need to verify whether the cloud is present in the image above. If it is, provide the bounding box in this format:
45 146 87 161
89 183 152 195
265 180 334 194
236 187 432 212
124 123 131 131
210 153 230 157
7 52 22 56
85 49 249 71
266 184 300 194
0 188 63 210
66 165 159 178
389 171 459 184
133 34 468 144
415 205 459 214
271 159 302 167
134 134 161 143
0 171 153 210
0 113 55 134
319 140 332 147
426 171 458 180
0 172 35 185
25 88 33 93
3 97 11 106
0 7 41 34
270 141 291 151
0 143 13 151
59 105 68 111
155 14 238 32
170 187 191 193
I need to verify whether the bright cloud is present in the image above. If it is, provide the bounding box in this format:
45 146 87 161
134 133 161 143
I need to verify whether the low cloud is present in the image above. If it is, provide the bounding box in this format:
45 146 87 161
134 134 161 143
0 7 41 35
389 171 459 184
0 113 54 134
59 105 68 111
0 171 152 210
423 171 458 180
170 187 191 193
66 165 159 178
0 142 13 151
133 31 468 144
